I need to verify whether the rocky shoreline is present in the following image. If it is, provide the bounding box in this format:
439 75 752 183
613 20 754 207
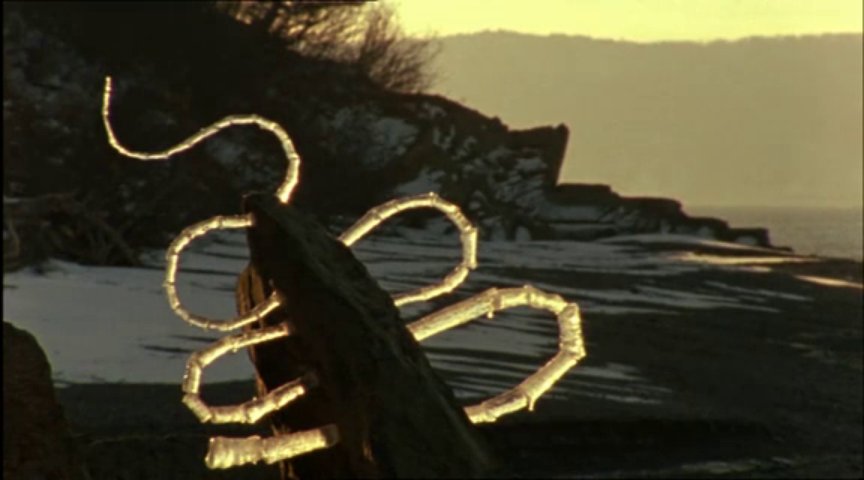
5 3 781 274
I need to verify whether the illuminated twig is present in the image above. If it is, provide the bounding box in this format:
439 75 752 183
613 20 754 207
181 323 341 469
181 323 298 424
206 425 340 469
164 214 282 331
102 76 300 204
408 285 586 423
340 192 478 307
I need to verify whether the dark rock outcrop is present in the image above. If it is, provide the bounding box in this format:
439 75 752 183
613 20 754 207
3 322 86 479
3 2 776 270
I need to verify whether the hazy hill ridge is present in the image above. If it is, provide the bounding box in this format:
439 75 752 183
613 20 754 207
437 31 863 208
4 5 789 268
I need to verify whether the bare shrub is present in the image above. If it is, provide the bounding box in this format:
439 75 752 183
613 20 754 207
214 1 439 93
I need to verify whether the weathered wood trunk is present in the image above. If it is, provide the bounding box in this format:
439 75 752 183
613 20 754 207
236 193 496 479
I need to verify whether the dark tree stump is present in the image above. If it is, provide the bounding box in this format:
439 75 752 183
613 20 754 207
235 193 497 479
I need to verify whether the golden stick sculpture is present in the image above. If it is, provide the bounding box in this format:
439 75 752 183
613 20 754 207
102 76 587 469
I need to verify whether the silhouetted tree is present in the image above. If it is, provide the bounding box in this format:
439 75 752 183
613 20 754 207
213 1 439 93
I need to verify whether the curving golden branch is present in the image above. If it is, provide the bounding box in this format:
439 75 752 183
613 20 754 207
340 192 478 307
102 76 301 204
162 214 283 331
181 323 298 424
408 286 586 423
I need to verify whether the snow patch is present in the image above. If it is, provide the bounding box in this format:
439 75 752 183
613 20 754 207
393 167 446 196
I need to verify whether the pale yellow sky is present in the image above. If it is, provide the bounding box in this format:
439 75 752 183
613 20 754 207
390 0 863 41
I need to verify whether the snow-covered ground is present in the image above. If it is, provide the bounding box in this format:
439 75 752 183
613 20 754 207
4 230 841 407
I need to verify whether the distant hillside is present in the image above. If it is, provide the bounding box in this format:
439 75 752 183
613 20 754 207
5 4 787 269
435 32 863 208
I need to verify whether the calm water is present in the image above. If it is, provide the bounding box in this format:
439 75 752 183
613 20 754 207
687 206 863 261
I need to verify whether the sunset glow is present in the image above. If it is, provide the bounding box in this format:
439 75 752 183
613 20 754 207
392 0 863 41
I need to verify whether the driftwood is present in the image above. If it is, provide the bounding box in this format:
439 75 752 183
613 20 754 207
236 193 497 478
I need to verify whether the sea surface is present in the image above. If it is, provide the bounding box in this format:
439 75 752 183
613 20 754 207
687 205 863 261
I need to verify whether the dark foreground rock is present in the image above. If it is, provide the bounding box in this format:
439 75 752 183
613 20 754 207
3 322 86 480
